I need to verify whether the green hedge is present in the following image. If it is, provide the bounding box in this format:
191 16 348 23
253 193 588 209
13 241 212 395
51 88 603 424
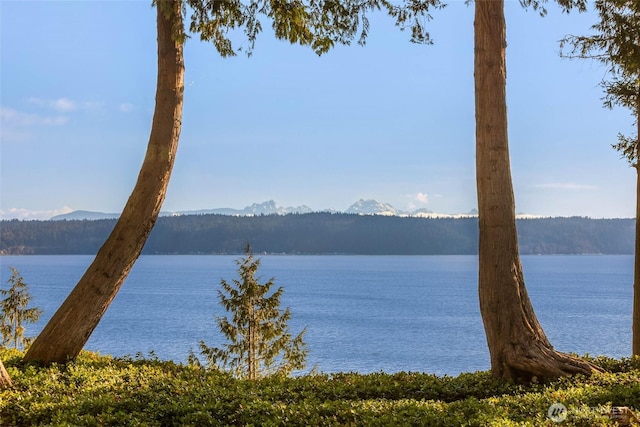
1 349 639 426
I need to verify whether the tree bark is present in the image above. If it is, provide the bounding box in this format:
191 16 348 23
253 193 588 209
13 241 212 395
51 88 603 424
474 0 600 381
24 1 185 364
0 359 12 389
633 94 640 357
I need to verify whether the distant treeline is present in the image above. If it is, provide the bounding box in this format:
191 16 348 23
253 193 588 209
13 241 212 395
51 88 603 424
0 213 634 255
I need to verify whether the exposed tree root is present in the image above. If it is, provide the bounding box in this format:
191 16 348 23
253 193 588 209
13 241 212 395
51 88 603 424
498 340 604 383
0 360 13 390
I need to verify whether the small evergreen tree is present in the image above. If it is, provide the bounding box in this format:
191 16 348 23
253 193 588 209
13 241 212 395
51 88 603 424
1 267 43 350
192 245 307 380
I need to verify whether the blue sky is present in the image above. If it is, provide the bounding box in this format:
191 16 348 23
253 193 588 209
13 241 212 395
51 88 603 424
1 1 636 220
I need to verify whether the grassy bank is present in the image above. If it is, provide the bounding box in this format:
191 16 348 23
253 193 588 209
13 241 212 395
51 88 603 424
1 349 639 426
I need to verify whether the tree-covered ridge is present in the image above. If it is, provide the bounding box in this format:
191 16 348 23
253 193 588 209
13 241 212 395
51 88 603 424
0 214 633 255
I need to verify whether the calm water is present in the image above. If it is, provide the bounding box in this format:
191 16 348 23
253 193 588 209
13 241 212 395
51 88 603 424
0 255 633 376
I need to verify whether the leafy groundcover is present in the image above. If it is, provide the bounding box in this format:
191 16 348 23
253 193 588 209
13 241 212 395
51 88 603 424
1 349 639 426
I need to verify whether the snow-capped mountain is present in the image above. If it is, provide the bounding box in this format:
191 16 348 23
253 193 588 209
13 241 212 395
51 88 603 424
346 199 399 216
243 200 313 216
167 200 313 217
345 199 480 218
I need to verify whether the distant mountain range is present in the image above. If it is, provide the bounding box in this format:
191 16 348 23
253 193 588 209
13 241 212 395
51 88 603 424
343 199 484 218
50 199 490 221
50 200 312 220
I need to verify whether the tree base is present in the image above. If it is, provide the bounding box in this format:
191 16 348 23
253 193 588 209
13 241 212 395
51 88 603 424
495 340 603 383
0 360 13 390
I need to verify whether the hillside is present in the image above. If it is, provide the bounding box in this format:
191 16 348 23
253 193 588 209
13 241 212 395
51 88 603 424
0 213 634 255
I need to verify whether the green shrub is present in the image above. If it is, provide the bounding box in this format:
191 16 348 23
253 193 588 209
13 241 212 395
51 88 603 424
1 350 638 426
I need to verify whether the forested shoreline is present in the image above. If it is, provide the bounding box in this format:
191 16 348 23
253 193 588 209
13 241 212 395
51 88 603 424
0 213 633 255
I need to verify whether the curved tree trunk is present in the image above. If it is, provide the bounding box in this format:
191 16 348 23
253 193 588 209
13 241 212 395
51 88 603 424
474 0 600 381
0 359 12 389
24 1 185 364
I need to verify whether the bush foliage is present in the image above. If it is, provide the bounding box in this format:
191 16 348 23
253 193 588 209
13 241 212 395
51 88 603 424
1 349 639 426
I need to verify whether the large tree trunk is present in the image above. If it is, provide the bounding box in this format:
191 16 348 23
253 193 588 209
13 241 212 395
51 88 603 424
633 96 640 357
0 359 12 389
474 0 600 381
24 1 185 364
